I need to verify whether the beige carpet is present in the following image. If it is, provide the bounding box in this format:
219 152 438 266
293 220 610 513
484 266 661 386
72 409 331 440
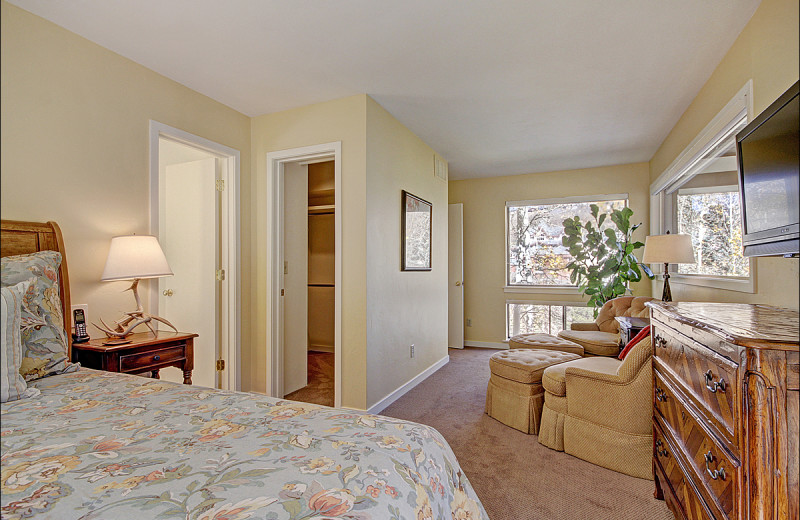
381 347 675 520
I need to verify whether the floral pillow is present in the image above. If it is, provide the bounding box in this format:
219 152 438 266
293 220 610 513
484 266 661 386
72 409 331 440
1 279 41 402
0 251 77 381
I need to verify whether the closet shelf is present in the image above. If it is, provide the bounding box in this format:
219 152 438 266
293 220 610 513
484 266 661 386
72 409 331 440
308 205 335 215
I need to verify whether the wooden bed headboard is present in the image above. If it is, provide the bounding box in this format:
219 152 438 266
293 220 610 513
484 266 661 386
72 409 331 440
1 220 72 353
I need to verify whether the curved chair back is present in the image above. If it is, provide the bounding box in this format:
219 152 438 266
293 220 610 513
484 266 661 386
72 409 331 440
595 296 654 333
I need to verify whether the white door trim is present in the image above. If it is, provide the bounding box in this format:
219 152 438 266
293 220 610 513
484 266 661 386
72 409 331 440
266 142 342 408
148 120 241 391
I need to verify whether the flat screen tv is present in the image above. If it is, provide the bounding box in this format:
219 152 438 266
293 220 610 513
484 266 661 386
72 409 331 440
736 81 799 257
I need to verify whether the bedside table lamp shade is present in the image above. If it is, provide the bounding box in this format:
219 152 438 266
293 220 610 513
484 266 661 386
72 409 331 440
101 235 173 281
642 233 695 302
96 235 177 339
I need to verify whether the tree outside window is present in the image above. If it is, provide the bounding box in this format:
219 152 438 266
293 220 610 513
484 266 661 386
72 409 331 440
507 199 626 286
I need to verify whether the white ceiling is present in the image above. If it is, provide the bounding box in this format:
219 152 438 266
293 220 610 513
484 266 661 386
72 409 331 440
9 0 760 179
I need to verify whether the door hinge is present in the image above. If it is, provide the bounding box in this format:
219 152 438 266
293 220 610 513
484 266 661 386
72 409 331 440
216 359 225 371
281 289 285 296
215 179 225 191
216 269 225 281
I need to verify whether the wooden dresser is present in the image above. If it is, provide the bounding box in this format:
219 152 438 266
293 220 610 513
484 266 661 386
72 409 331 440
648 301 798 520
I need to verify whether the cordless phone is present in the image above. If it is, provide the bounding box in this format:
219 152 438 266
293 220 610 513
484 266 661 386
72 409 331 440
72 308 90 343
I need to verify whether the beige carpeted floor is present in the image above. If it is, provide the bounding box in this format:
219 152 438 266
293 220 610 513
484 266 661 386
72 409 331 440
381 347 675 520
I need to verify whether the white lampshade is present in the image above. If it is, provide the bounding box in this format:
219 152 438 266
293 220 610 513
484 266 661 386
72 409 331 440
642 234 696 264
101 235 173 281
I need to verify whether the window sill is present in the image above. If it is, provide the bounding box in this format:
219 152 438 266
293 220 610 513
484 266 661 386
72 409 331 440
667 273 755 294
504 285 582 295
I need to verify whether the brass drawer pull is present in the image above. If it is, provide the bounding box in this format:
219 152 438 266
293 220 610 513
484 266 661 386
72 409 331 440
655 440 668 457
654 335 667 349
704 370 727 393
655 387 667 402
704 451 726 480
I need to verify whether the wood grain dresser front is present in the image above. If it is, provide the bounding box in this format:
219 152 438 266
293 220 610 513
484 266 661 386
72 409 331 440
648 301 799 520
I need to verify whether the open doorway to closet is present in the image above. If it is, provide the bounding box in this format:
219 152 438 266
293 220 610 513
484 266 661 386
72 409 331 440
283 161 336 406
267 142 342 408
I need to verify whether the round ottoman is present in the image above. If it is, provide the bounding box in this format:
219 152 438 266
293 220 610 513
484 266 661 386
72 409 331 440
508 333 584 356
485 348 581 434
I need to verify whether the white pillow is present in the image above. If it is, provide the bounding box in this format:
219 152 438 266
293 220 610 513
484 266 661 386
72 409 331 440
1 278 41 402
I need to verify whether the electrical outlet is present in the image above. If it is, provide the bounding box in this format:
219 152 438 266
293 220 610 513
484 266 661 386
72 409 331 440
71 304 89 327
410 344 415 358
466 318 472 327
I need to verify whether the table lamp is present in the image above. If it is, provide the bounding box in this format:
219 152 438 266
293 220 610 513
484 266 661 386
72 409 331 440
642 232 695 302
95 234 178 338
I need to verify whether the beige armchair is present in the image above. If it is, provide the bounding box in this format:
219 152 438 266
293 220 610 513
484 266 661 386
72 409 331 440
537 335 653 479
558 296 653 356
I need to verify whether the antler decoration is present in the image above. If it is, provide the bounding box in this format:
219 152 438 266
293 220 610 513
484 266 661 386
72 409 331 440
93 279 178 338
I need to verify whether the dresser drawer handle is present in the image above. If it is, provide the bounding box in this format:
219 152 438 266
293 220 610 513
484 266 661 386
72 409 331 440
704 451 726 480
655 440 668 457
704 370 726 393
655 388 667 402
153 355 161 361
654 335 667 349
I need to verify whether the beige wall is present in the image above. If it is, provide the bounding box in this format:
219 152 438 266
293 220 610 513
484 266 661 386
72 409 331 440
250 95 368 406
365 97 449 407
649 0 799 309
449 163 652 344
0 2 253 374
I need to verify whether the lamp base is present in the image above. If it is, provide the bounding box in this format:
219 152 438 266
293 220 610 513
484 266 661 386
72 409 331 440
661 264 673 302
93 279 178 338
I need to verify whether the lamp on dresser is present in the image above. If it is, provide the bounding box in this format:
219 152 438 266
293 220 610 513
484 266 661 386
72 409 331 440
642 231 695 301
94 234 178 338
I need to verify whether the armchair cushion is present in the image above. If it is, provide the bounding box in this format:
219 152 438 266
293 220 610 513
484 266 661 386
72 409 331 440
541 356 620 396
568 322 599 332
557 329 620 356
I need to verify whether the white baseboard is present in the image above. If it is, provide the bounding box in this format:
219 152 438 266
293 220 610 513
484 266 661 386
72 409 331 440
464 340 508 349
367 355 449 415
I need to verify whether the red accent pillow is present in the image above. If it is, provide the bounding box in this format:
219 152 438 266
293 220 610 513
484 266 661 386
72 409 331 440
619 325 651 360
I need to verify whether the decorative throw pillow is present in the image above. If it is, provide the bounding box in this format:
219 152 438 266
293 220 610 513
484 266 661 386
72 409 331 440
619 325 651 361
1 279 41 402
0 251 77 381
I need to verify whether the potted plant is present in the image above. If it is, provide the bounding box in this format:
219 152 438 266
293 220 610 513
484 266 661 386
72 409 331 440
562 205 654 316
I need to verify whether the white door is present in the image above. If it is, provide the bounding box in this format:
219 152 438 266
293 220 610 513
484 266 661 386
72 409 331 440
159 158 219 388
282 162 308 396
448 203 464 349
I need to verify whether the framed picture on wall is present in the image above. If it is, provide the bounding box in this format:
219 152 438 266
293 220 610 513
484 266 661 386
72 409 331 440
402 190 432 271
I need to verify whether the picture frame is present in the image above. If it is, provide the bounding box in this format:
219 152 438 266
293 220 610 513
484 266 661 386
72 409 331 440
401 190 433 271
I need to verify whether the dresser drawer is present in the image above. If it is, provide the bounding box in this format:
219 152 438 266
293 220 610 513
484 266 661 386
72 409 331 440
654 370 739 520
654 420 713 520
652 323 739 444
119 346 186 372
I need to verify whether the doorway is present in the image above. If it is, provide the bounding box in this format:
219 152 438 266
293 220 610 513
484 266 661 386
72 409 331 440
266 142 342 407
448 203 464 349
149 121 241 390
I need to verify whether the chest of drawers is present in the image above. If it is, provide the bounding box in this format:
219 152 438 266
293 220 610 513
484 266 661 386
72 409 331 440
648 302 798 520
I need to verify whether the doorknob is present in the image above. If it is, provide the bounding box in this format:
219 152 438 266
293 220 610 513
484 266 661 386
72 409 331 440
162 289 174 297
455 281 461 286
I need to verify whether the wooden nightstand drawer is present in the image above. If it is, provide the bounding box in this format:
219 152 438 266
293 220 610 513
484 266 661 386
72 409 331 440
652 323 739 444
119 346 185 372
655 370 739 520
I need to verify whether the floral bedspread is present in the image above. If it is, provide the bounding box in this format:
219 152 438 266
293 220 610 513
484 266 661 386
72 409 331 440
1 369 487 520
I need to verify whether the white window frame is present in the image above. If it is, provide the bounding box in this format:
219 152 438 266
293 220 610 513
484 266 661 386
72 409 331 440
504 193 628 294
650 81 756 293
505 299 593 340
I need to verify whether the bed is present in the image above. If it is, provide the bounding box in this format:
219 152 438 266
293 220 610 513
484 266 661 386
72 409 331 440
1 220 488 520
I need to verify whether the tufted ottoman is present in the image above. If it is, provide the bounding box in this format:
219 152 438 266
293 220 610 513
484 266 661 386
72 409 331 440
485 349 582 434
508 333 584 356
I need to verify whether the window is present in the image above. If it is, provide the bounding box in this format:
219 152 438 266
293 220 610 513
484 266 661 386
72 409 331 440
651 81 755 292
506 195 627 287
677 186 748 277
507 302 595 338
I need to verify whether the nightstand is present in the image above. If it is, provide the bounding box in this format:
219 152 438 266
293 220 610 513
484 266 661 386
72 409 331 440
71 331 197 384
614 316 650 346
